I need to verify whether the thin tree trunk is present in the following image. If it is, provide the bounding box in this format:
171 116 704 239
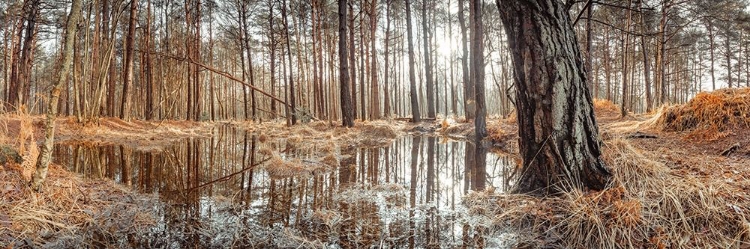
369 0 380 119
726 31 732 88
458 0 473 120
470 0 486 138
120 0 137 121
241 0 257 120
708 20 716 90
269 0 277 119
585 1 593 93
658 0 669 103
339 0 354 127
405 0 421 122
31 0 84 190
621 0 632 117
422 0 435 118
282 0 296 125
383 0 392 118
640 4 653 112
348 2 357 120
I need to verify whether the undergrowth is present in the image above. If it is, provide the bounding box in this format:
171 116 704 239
465 139 750 248
658 88 750 139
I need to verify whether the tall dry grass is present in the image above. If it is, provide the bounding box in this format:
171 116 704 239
657 88 750 140
465 139 750 248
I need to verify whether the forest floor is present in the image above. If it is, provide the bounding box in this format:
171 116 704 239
2 89 750 248
465 90 750 248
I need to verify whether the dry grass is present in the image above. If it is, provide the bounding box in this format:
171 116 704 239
441 123 474 137
465 139 750 248
263 154 331 179
232 119 402 151
0 115 216 152
594 98 621 118
0 163 158 248
487 121 507 142
657 88 750 137
357 121 399 147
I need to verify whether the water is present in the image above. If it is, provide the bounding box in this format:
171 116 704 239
53 125 517 248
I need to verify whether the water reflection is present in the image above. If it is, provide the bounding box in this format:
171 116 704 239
53 125 516 248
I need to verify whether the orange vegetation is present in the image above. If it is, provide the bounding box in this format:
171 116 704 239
0 162 158 247
593 98 620 118
658 88 750 134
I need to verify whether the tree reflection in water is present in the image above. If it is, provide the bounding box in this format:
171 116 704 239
53 125 516 248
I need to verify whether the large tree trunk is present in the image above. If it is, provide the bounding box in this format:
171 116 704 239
30 0 84 191
497 0 611 195
339 0 354 127
405 0 421 122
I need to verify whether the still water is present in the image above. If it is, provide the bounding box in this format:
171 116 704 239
53 125 516 248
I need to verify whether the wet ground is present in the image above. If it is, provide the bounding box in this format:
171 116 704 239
53 124 517 248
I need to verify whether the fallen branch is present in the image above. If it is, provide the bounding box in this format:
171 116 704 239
185 148 291 192
185 157 270 192
625 132 658 139
139 49 318 121
394 117 437 122
720 143 741 157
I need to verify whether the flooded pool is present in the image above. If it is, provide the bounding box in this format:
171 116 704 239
53 125 517 248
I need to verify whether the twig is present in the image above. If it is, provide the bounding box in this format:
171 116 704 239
720 143 741 157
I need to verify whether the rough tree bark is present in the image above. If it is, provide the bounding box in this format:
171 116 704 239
496 0 611 195
30 0 84 190
339 0 354 127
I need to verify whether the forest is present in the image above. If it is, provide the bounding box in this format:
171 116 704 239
1 0 749 248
